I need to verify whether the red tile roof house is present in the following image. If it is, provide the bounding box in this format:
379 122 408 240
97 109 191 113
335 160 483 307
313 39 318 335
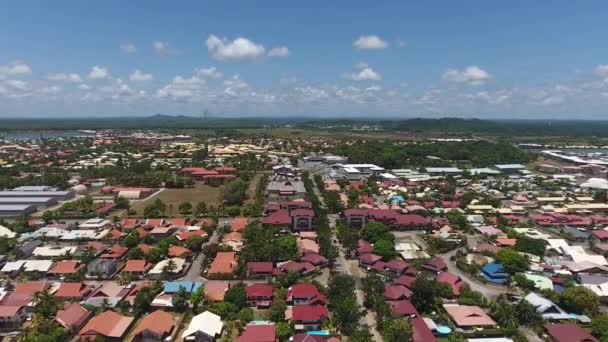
168 245 192 258
144 218 165 228
131 309 176 341
393 275 416 288
47 260 85 277
422 257 447 273
122 260 153 276
357 239 373 255
301 253 328 267
208 251 238 278
382 259 413 278
291 209 315 231
237 324 277 342
279 200 313 210
246 283 274 308
592 230 608 243
78 310 134 341
387 300 437 342
121 218 140 230
544 323 599 342
100 244 128 259
343 209 368 227
443 304 497 329
383 284 413 300
262 209 292 229
176 230 208 241
214 166 237 174
55 302 92 332
54 282 93 300
394 214 430 230
276 261 317 277
436 272 466 296
0 305 28 331
287 284 327 306
288 305 330 331
231 217 249 232
358 253 383 268
247 262 274 279
168 217 189 228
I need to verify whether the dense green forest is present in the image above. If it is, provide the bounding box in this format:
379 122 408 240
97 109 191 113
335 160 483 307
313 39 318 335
2 116 608 137
334 140 534 168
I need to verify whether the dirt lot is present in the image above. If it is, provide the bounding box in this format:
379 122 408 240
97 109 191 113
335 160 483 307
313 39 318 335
131 182 223 215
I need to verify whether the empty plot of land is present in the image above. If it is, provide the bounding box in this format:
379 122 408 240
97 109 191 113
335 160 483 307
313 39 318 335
132 182 222 215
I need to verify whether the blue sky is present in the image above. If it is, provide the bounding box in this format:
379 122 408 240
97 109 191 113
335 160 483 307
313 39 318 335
1 1 608 119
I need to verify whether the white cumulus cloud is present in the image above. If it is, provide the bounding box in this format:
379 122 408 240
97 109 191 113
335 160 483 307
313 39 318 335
157 75 204 100
5 79 29 91
442 66 492 85
595 65 608 79
344 67 382 81
206 34 266 61
353 35 388 50
120 43 137 54
268 46 290 57
88 66 110 80
194 66 222 79
153 41 177 56
129 69 153 81
46 73 82 83
0 61 32 79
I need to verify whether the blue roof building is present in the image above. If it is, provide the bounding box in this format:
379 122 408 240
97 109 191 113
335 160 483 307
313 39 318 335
391 195 405 203
481 262 509 285
164 281 204 294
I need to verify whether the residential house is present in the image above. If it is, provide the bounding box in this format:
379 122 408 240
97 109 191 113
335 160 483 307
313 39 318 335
0 305 28 331
288 305 329 331
208 252 238 277
522 293 571 321
287 284 327 306
246 283 274 308
132 310 176 341
443 304 497 329
122 260 152 276
247 262 274 279
383 284 412 300
422 257 447 273
168 245 192 259
481 262 509 285
436 272 466 296
78 310 134 341
55 302 92 332
86 259 117 278
544 323 599 342
181 311 224 341
54 282 93 299
47 260 84 277
237 324 277 342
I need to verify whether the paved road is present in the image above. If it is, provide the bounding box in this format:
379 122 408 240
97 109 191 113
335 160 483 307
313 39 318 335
328 212 382 341
310 174 382 340
440 248 506 299
180 229 220 282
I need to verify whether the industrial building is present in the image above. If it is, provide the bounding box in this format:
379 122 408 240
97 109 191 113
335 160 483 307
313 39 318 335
0 197 58 209
0 190 74 201
0 204 38 217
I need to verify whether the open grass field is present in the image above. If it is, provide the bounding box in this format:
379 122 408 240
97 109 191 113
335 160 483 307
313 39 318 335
131 182 223 215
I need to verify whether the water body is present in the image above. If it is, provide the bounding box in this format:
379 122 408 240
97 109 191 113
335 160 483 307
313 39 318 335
0 131 93 141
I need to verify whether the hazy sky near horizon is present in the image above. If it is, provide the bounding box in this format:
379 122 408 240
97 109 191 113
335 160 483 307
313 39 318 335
2 1 608 119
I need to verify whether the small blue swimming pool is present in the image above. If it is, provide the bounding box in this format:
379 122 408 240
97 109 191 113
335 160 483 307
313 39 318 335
436 325 452 335
308 331 330 336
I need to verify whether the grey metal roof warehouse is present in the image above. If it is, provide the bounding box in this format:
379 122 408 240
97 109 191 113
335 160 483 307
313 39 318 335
0 190 74 200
